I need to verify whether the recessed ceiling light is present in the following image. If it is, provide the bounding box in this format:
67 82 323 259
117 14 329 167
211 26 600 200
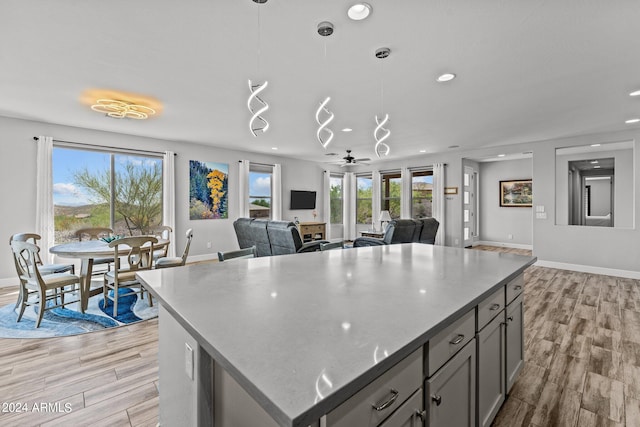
271 147 278 150
497 154 506 157
436 73 456 83
448 145 459 149
419 149 426 153
590 144 601 147
590 160 598 164
347 3 372 20
594 165 601 168
342 128 353 132
625 118 640 124
630 90 640 97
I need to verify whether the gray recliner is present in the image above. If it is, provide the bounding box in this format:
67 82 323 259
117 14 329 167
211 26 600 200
352 218 439 247
233 218 327 257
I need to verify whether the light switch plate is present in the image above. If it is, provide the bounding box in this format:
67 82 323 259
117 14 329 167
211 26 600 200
185 343 194 380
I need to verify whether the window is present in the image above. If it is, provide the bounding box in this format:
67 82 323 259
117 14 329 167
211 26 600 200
411 170 433 219
329 175 343 224
381 172 401 219
249 164 272 219
53 147 163 243
356 175 373 225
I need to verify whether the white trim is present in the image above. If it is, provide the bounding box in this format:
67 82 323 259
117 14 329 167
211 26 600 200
0 277 17 288
535 260 640 280
473 240 533 250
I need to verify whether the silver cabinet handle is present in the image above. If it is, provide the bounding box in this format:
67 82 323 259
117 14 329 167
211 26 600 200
514 285 522 291
432 394 442 406
449 334 464 345
507 316 514 322
372 388 399 411
489 303 501 311
415 409 426 420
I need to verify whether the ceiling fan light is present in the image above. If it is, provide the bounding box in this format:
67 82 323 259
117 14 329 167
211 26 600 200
347 3 372 21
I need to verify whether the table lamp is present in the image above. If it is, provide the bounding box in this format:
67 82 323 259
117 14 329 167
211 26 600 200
380 210 392 232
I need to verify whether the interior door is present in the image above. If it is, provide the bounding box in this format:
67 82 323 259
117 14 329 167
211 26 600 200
463 167 477 247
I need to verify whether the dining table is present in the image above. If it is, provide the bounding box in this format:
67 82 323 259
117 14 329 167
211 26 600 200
49 238 168 311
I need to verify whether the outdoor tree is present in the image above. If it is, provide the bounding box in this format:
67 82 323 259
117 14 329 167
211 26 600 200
74 162 162 235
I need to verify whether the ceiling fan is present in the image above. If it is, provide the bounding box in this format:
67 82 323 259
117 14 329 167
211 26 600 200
338 149 370 167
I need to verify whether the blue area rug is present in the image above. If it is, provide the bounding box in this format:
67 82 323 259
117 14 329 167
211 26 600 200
0 287 157 338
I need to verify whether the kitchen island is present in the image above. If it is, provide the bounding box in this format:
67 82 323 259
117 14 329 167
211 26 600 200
137 243 536 427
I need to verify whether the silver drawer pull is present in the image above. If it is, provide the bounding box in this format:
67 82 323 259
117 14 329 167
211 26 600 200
432 394 442 406
489 303 501 311
415 409 426 420
372 388 399 411
513 285 522 291
507 316 514 322
449 334 465 345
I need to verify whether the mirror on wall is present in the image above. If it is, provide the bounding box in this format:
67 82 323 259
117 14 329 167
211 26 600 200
555 140 634 228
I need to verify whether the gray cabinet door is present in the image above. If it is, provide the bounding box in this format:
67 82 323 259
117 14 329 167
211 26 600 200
477 311 506 427
426 339 476 427
378 389 424 427
505 294 524 393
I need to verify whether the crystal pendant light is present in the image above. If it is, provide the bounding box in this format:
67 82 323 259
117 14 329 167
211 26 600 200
247 0 269 137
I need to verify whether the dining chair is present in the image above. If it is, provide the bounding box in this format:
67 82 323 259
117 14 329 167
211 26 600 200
149 225 172 261
155 229 193 269
75 227 115 274
10 233 76 310
217 246 257 262
10 240 83 328
103 236 157 317
320 241 344 251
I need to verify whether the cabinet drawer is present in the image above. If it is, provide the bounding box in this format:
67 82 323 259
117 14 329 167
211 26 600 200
427 309 475 376
477 287 505 331
506 274 524 305
326 348 423 427
378 388 423 427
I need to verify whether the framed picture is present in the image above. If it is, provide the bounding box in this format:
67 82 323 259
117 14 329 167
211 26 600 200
499 179 532 207
189 160 229 219
444 187 458 195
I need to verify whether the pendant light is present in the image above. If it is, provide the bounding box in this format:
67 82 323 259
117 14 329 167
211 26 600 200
374 47 391 157
247 0 270 137
315 21 335 149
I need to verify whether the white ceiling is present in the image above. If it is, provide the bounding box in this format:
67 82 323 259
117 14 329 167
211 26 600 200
2 0 640 165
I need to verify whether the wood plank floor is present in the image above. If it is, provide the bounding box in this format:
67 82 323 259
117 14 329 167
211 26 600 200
0 246 638 426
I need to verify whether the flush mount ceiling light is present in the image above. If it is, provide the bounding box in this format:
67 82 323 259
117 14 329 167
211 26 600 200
347 3 372 21
81 89 162 120
436 73 456 83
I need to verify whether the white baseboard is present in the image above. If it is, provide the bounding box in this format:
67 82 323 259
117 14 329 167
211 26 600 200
534 260 640 280
0 277 17 288
473 240 533 250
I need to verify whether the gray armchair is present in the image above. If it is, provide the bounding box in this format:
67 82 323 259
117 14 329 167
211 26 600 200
233 218 272 257
266 221 326 255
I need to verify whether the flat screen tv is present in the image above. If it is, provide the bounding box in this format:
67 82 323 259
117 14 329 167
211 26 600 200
290 190 316 210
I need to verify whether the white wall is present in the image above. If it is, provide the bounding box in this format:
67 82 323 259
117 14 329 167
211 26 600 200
478 159 532 246
0 116 323 283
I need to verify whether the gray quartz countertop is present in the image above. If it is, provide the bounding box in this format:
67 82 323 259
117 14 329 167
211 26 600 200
137 243 536 427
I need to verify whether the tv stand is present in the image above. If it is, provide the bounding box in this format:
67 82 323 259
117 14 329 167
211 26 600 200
298 222 325 242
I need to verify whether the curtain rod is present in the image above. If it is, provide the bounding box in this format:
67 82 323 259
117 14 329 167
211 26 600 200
33 136 177 156
239 160 275 167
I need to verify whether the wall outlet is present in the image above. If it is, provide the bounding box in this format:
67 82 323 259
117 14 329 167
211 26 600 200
206 241 212 249
508 234 513 240
454 238 459 245
185 343 193 380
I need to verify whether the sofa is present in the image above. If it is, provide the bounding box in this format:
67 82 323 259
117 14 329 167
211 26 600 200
352 218 439 247
233 218 327 256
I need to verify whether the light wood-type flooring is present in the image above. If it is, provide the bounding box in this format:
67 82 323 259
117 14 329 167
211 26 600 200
0 246 638 426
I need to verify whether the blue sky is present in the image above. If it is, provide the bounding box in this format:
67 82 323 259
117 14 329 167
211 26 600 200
249 172 271 198
53 147 161 206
